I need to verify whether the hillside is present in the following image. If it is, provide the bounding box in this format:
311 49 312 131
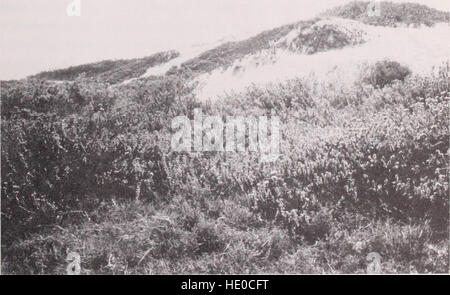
323 1 449 27
193 18 450 101
1 1 449 274
172 1 449 78
30 50 179 84
24 2 449 84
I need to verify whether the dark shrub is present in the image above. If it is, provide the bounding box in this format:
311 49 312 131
364 60 411 88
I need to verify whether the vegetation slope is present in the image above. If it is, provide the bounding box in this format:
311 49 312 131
1 2 449 274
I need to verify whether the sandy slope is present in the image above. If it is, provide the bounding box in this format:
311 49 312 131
194 21 450 101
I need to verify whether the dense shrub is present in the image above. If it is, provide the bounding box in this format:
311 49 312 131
0 75 197 244
1 61 448 273
362 60 411 88
250 97 448 236
206 66 449 242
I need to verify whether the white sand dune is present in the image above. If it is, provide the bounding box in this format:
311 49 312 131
120 36 237 84
194 21 450 101
143 36 238 77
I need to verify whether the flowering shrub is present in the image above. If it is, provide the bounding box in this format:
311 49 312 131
249 97 448 238
1 63 448 273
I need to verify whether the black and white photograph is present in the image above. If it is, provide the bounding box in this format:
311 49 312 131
0 0 449 276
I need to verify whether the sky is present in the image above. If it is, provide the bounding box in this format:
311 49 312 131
1 0 449 80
